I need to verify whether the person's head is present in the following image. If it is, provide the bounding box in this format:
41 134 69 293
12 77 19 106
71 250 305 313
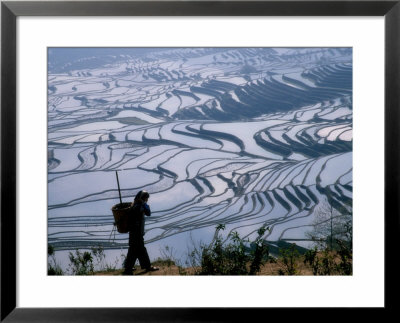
140 190 150 202
134 190 150 203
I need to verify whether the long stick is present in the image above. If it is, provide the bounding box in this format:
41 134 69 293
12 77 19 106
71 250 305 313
115 170 122 204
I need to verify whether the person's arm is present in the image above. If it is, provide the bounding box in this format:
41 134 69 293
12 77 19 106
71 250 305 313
143 203 151 216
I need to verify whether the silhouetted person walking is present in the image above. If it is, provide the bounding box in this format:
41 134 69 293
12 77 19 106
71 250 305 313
123 190 159 275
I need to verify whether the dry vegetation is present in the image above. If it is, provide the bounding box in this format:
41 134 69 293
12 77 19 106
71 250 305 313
94 250 351 276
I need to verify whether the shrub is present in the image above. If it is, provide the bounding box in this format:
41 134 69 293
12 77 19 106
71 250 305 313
158 245 178 267
335 239 352 275
91 245 106 271
249 226 269 275
278 243 300 275
48 244 63 275
68 250 94 275
193 224 269 275
304 247 320 275
303 239 352 275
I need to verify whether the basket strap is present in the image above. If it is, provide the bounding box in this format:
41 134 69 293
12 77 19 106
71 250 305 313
108 225 117 244
113 226 117 243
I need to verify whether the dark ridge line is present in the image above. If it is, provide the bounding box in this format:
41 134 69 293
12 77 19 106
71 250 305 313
300 156 326 186
172 123 224 148
197 176 216 195
90 142 113 170
330 184 353 206
136 146 184 171
225 192 264 224
334 184 353 198
275 160 315 189
48 111 114 132
201 193 247 222
48 158 61 171
254 132 292 157
266 208 316 240
48 170 89 183
201 161 253 177
236 173 252 194
278 222 314 241
301 185 319 205
143 127 161 141
268 77 310 101
50 142 127 174
89 144 101 170
292 185 312 208
142 131 197 149
167 203 228 227
315 185 350 212
282 186 303 211
278 160 311 188
48 218 113 224
48 177 163 210
247 80 297 107
48 215 112 221
271 189 292 213
263 163 295 190
172 88 201 102
318 152 351 187
198 125 246 151
49 229 114 237
104 152 139 171
285 129 350 157
285 161 315 187
319 123 350 139
170 203 230 230
140 182 217 218
338 168 353 186
315 153 341 186
188 178 205 195
218 203 264 243
282 74 351 102
76 146 96 170
215 173 236 193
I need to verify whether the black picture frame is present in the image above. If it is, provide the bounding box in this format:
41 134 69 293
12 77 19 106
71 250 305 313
1 0 399 321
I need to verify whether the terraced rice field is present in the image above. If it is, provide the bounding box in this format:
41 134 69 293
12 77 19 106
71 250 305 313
48 47 352 262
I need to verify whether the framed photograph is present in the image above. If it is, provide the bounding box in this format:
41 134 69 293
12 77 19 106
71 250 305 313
2 0 399 321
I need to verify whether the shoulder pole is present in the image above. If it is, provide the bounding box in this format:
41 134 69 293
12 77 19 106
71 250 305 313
115 170 122 204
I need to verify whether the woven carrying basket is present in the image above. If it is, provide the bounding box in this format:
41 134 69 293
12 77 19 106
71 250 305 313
111 202 132 233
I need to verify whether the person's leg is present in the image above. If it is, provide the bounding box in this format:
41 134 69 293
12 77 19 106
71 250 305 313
137 236 151 269
126 227 158 272
136 236 159 271
123 232 137 274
